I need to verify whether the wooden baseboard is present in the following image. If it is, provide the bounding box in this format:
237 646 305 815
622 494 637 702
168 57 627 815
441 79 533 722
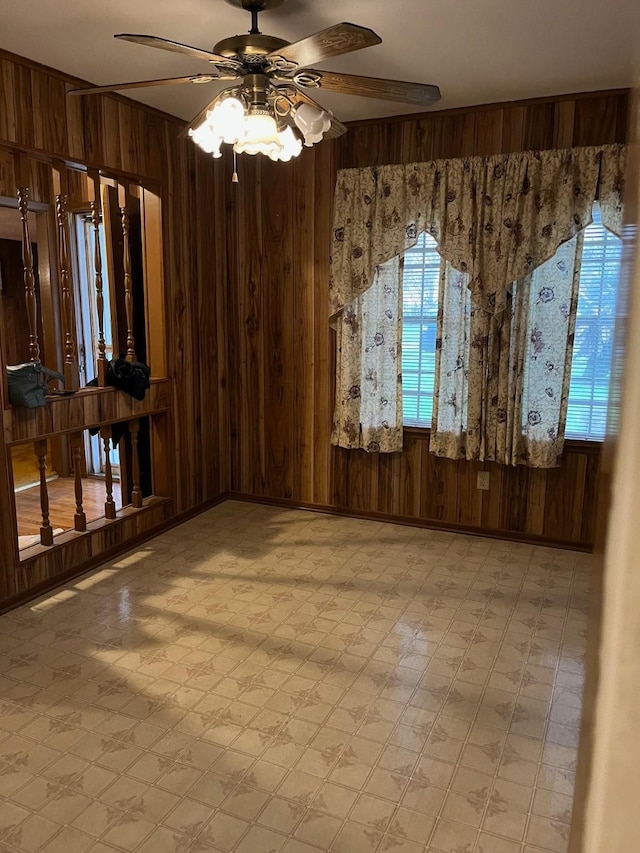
0 492 230 615
227 491 594 553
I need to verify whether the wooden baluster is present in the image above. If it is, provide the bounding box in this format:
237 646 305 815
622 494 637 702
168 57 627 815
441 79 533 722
17 186 40 363
100 426 117 519
53 168 79 390
34 440 53 545
129 418 143 508
90 173 108 386
118 184 136 363
70 433 87 532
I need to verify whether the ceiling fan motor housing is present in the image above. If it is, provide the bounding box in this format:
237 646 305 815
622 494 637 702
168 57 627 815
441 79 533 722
227 0 286 11
242 73 270 108
214 33 289 60
220 0 289 59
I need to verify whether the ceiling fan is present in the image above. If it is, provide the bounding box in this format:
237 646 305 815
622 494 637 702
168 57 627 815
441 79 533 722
69 0 441 163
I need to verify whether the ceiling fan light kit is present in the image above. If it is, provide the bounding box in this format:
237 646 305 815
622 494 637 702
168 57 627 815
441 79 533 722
68 0 441 173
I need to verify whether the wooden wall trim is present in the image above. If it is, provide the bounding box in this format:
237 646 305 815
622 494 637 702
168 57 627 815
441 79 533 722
345 88 631 128
228 492 593 552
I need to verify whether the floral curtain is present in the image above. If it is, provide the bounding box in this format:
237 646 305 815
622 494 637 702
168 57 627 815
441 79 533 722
330 144 626 457
332 257 403 452
430 236 583 466
428 262 472 459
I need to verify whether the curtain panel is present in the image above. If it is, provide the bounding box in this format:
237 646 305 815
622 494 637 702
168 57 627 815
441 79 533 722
430 236 583 466
332 258 404 453
330 144 626 457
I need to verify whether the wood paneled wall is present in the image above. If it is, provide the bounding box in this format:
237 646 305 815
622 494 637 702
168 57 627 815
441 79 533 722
0 44 630 609
224 89 630 549
0 49 229 603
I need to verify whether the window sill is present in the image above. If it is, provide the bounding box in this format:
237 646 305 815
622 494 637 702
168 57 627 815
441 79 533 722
402 425 602 454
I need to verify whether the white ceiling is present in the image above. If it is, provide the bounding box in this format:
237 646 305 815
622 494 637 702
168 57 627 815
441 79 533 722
0 0 637 123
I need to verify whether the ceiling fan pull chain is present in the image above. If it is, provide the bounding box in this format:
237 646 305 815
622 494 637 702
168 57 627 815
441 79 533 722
232 149 239 184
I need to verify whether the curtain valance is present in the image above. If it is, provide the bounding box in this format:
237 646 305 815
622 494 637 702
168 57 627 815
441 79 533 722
330 144 626 319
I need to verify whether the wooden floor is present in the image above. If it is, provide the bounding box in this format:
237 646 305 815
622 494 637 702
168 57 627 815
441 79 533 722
11 441 54 490
15 476 122 539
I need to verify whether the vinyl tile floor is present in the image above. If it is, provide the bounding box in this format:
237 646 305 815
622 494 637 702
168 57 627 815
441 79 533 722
0 500 590 853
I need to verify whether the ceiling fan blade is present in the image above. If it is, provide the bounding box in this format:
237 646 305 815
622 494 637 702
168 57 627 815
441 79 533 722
115 34 241 70
324 116 348 140
179 89 241 139
295 69 441 107
277 85 347 139
68 74 219 96
267 23 381 72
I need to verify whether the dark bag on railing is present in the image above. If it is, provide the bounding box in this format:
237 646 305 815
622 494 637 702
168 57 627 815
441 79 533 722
6 362 65 408
106 358 150 401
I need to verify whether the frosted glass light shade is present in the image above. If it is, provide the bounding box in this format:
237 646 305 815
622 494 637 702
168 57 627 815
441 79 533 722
211 97 246 143
269 126 303 162
293 103 332 146
189 96 246 157
235 112 283 157
189 122 223 157
188 90 326 162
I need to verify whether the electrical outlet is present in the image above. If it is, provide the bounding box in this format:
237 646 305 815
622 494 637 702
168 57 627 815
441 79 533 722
477 471 490 490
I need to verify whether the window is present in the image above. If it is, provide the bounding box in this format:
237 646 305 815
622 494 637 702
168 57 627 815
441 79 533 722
401 204 622 440
401 233 441 426
73 213 116 386
566 204 622 440
72 213 119 478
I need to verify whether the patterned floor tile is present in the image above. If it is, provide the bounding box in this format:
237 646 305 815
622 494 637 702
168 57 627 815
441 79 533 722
0 501 590 852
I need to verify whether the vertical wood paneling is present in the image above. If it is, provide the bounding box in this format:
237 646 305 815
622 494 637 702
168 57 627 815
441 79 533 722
0 49 229 604
0 44 628 604
332 447 349 507
195 148 221 503
573 96 620 146
526 468 547 536
399 438 422 518
458 460 482 527
480 461 503 531
0 61 17 143
292 150 316 503
262 159 294 499
31 71 67 154
312 141 334 506
432 114 476 159
226 89 629 549
553 101 576 149
102 98 121 172
13 63 34 149
81 94 104 167
400 118 434 164
64 82 85 161
474 109 504 155
236 156 266 495
522 103 556 150
0 146 16 195
501 464 531 532
501 106 526 153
